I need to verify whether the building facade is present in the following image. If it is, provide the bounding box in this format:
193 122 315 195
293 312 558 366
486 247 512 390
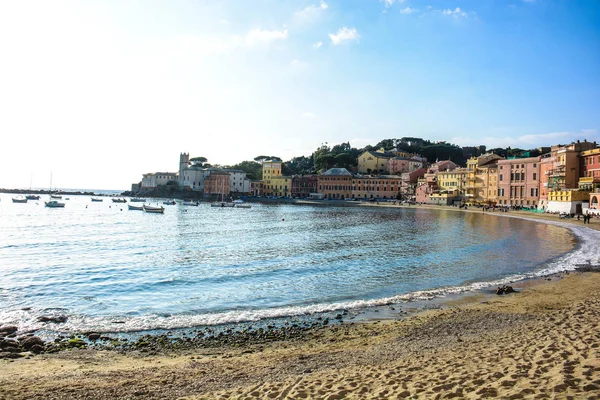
141 172 178 189
351 176 402 200
203 171 230 197
357 150 395 174
579 147 600 191
318 168 353 199
262 160 283 196
497 157 541 207
291 175 318 198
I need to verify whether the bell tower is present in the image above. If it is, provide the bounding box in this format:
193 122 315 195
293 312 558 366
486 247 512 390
179 153 190 186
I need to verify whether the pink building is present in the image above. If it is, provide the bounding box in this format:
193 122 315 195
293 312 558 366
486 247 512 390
388 157 411 175
497 157 541 207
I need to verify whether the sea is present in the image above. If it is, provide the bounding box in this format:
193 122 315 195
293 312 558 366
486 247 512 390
1 192 599 337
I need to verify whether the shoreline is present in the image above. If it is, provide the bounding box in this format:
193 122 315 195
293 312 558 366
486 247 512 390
1 270 599 399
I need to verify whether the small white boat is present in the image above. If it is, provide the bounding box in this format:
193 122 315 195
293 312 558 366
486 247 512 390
128 204 144 211
45 200 65 208
182 201 199 206
12 197 28 203
211 202 235 208
143 205 164 214
163 200 176 205
112 198 127 203
130 198 146 202
50 194 62 199
91 198 103 202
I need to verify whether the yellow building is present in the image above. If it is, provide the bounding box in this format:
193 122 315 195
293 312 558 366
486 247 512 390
269 176 292 197
548 190 590 202
465 153 503 205
357 149 395 174
262 160 283 196
437 168 467 198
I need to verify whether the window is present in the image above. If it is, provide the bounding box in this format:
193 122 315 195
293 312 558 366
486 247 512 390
533 173 537 181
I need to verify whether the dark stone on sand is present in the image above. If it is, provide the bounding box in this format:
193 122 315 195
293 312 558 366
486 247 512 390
19 336 44 350
37 315 68 324
0 352 22 359
30 344 44 354
0 326 18 334
87 333 101 341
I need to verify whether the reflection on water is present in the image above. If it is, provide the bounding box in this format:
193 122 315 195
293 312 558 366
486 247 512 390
0 194 575 331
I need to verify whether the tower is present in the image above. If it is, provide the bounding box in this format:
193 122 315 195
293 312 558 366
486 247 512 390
179 153 190 186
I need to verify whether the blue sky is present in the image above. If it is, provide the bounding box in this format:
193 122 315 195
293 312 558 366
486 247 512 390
0 0 598 189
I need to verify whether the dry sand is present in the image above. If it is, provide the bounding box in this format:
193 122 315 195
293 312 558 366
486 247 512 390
1 209 599 399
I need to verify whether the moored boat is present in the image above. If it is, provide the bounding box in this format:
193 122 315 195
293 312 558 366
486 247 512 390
50 194 62 199
130 198 146 202
25 195 40 200
128 204 144 211
163 200 176 205
91 197 103 202
182 201 199 206
235 204 252 208
45 200 65 208
12 197 28 203
143 205 164 214
112 198 127 203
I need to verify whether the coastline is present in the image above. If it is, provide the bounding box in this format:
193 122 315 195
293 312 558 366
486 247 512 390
1 271 599 399
1 206 599 398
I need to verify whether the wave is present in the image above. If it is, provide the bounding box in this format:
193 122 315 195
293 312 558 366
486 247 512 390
7 215 599 335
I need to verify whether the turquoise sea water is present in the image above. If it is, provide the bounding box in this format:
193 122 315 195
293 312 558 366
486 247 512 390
0 193 598 334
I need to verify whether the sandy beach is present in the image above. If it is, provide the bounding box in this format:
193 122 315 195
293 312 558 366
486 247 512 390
1 210 600 399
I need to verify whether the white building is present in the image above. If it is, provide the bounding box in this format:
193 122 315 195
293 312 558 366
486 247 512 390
141 172 178 189
178 153 251 194
224 169 252 194
179 153 206 191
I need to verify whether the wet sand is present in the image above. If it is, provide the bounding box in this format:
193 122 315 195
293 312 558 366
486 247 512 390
1 208 599 399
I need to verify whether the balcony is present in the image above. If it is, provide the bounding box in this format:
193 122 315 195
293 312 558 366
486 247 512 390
579 176 600 184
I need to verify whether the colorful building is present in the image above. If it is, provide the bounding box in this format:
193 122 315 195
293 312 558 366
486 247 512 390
204 171 230 197
351 175 402 200
400 168 428 200
357 149 396 174
579 147 600 191
318 168 353 199
437 168 467 199
268 175 292 197
291 175 318 198
547 189 590 214
539 141 597 209
465 153 503 205
262 160 283 196
497 157 541 207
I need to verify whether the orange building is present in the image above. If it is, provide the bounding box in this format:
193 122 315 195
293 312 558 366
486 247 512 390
318 168 353 199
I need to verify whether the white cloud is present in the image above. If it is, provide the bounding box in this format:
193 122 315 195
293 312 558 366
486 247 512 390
218 19 230 25
400 7 417 14
245 28 288 45
313 41 323 48
380 0 404 8
302 112 316 119
443 7 467 17
329 27 360 45
294 1 328 23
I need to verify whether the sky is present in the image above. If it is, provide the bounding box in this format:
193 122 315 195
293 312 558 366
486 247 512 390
0 0 599 190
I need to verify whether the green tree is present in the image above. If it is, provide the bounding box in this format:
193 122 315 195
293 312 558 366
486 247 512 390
190 157 208 167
